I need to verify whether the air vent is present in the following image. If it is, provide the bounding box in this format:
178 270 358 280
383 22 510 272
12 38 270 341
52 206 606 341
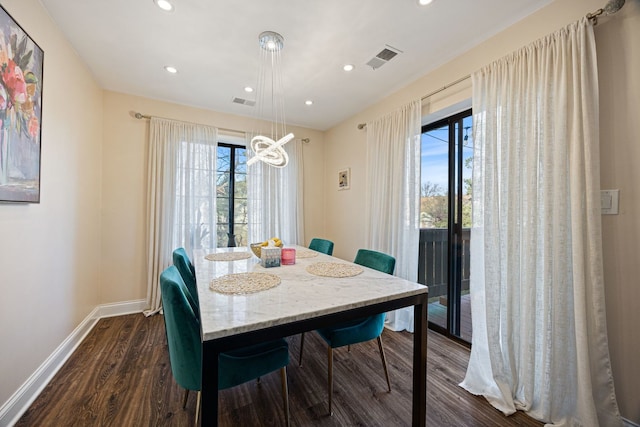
377 48 398 61
366 45 403 70
232 97 256 107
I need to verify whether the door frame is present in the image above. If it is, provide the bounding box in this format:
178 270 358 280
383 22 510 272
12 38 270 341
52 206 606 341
420 108 472 346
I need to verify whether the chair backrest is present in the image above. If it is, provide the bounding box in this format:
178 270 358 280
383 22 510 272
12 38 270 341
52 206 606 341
309 238 334 256
353 249 396 275
160 266 202 392
172 248 199 311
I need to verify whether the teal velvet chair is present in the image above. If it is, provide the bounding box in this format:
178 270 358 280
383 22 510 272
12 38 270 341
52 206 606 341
300 249 396 415
298 238 335 365
160 266 291 426
172 248 199 314
308 238 334 256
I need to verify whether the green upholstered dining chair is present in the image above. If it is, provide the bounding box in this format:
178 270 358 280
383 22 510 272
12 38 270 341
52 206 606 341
172 248 199 314
298 238 336 366
160 266 291 427
308 238 334 256
299 249 396 416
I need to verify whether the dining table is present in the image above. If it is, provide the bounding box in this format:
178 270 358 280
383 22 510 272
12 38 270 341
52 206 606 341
193 245 429 426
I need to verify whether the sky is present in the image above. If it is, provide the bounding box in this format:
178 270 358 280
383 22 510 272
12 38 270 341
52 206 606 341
420 116 473 194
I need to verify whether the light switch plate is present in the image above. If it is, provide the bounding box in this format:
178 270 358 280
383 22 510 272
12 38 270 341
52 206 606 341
601 189 619 215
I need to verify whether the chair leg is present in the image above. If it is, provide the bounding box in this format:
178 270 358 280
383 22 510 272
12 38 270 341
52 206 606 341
280 367 290 427
194 391 201 427
377 336 392 392
182 388 189 409
327 346 334 416
298 333 305 366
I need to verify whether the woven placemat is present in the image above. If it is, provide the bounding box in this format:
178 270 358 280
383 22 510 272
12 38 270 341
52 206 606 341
295 248 319 259
209 272 281 295
306 262 363 278
205 252 252 261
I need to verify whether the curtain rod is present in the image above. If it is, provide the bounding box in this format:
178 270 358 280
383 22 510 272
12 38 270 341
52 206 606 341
356 74 471 130
133 112 310 143
357 0 626 131
133 112 244 135
586 0 626 25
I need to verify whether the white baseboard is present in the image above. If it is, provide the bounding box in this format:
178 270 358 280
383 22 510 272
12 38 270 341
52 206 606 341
97 299 147 318
0 299 147 427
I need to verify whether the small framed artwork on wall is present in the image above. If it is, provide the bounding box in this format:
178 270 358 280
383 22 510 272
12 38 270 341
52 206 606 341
338 168 350 191
0 5 44 203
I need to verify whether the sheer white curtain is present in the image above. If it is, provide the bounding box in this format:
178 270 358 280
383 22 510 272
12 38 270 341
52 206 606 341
460 19 622 426
365 100 421 332
144 117 218 316
246 137 304 246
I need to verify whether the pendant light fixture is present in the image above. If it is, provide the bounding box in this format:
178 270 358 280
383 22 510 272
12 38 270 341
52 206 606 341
246 31 294 168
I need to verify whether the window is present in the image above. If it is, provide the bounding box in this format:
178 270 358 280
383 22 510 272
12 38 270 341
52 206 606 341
216 143 247 247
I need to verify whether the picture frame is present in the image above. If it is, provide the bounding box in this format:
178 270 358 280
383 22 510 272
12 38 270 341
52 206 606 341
0 5 44 203
338 167 350 191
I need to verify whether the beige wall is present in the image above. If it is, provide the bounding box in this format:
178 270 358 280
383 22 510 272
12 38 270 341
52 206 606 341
323 0 639 422
0 0 103 408
100 91 326 304
2 0 637 424
597 0 640 422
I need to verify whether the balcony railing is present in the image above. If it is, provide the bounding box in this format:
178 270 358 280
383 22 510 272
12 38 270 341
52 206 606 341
417 228 470 299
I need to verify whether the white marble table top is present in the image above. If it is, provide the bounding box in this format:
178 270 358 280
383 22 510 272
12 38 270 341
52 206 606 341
194 246 428 341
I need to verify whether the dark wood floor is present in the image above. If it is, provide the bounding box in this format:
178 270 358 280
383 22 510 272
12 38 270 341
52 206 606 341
428 293 473 342
16 313 542 426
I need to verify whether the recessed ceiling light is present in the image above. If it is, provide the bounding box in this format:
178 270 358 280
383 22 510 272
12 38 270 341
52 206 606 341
343 64 354 72
244 86 254 93
418 0 433 5
164 65 178 74
154 0 174 11
305 100 313 106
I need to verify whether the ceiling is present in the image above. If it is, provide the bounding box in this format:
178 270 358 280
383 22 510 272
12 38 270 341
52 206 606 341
40 0 552 131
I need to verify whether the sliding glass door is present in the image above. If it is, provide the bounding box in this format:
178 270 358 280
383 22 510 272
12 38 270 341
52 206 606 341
418 109 472 343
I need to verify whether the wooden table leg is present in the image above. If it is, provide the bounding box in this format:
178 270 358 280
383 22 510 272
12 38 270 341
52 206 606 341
412 295 428 426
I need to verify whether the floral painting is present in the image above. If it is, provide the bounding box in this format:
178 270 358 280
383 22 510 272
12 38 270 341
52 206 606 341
0 6 43 203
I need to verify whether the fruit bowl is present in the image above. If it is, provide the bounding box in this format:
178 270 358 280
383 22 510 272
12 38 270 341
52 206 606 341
250 239 283 258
